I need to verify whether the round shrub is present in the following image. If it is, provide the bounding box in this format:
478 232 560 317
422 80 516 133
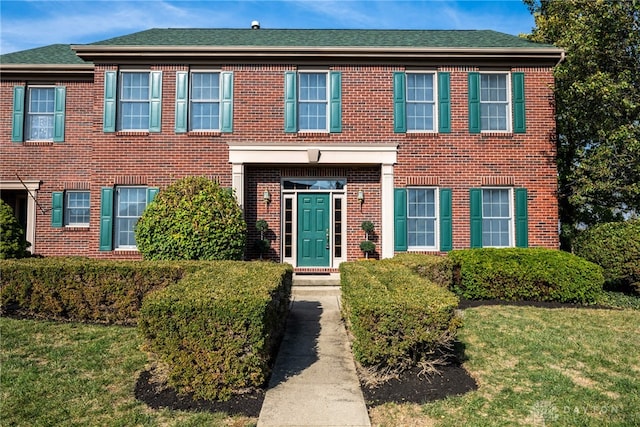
573 220 640 294
135 177 246 260
0 199 29 259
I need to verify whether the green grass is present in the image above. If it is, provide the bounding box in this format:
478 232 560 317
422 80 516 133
0 317 256 427
370 305 640 426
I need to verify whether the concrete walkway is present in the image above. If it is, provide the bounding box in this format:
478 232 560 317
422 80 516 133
257 287 371 427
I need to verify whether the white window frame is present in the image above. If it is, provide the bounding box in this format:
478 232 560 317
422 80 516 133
115 186 148 250
479 72 512 133
407 187 439 251
64 191 90 227
26 86 55 141
189 70 221 131
298 71 329 132
481 187 515 248
406 72 438 133
118 71 151 131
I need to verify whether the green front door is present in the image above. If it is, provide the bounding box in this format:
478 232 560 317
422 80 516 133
297 193 330 267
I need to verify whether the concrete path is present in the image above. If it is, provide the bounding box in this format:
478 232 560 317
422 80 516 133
257 287 371 427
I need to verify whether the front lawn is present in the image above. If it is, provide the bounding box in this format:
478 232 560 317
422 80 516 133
0 318 256 427
369 304 640 426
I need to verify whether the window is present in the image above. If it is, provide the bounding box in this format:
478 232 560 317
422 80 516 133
175 71 233 133
65 191 90 227
103 71 162 133
394 188 452 252
190 72 220 130
406 74 435 131
284 71 341 133
470 188 529 248
120 72 150 130
99 186 158 251
12 86 66 143
482 188 512 247
468 72 526 133
393 72 450 133
407 188 437 248
480 74 509 131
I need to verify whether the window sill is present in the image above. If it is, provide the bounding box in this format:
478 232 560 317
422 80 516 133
23 140 54 146
187 131 222 137
63 226 90 231
115 131 149 136
480 132 513 138
405 132 439 138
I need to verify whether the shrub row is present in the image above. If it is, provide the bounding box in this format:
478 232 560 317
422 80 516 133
448 248 604 303
391 252 454 288
0 258 191 324
573 220 640 294
340 260 461 372
139 262 292 401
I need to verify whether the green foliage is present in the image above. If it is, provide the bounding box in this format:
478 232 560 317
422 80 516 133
573 220 640 294
139 262 292 401
135 177 247 260
0 199 29 259
255 219 269 233
359 240 375 254
448 248 604 303
360 220 375 234
392 253 454 288
0 258 188 324
340 260 461 371
525 0 640 247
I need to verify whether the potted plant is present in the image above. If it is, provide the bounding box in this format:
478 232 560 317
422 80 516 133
360 220 375 259
255 219 270 259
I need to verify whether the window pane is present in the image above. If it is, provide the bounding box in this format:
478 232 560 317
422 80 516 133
121 73 149 100
406 73 435 131
482 189 511 247
407 188 436 248
27 88 55 140
121 102 150 130
299 102 327 130
65 191 90 226
29 88 55 113
407 103 434 131
116 188 147 248
191 102 219 130
27 115 54 140
299 73 327 101
407 74 433 101
191 73 219 100
480 74 508 131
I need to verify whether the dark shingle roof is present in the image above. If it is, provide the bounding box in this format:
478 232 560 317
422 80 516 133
0 44 88 65
89 28 554 49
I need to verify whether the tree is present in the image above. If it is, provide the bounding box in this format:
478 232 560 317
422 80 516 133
0 199 29 259
524 0 640 248
135 176 246 260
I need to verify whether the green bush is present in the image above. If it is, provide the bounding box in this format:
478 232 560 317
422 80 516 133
139 262 292 401
392 253 454 288
0 199 29 259
448 248 604 303
0 258 188 324
573 220 640 294
340 260 461 372
135 176 247 260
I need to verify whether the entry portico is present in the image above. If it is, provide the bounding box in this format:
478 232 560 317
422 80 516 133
229 143 397 267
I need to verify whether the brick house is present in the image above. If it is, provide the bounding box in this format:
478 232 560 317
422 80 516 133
0 28 563 271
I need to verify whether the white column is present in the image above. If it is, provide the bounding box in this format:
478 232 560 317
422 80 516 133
231 163 245 211
381 163 395 259
26 195 36 254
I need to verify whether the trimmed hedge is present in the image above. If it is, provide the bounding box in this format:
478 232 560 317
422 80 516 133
138 262 292 401
573 220 640 294
391 253 453 288
0 258 188 324
340 260 461 372
449 248 604 303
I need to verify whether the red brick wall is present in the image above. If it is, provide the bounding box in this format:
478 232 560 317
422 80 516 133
0 63 559 259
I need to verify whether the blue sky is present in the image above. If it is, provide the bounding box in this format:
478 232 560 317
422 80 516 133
0 0 535 54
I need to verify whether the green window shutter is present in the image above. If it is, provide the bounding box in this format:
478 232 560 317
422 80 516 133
439 188 453 251
393 72 406 133
149 71 162 132
103 71 117 132
12 86 25 142
468 72 481 134
470 188 483 248
284 71 297 133
438 72 451 133
512 72 526 133
329 71 342 133
146 187 159 204
175 71 188 133
515 188 529 248
394 188 408 251
51 192 64 228
99 187 114 251
220 71 234 133
52 86 66 142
